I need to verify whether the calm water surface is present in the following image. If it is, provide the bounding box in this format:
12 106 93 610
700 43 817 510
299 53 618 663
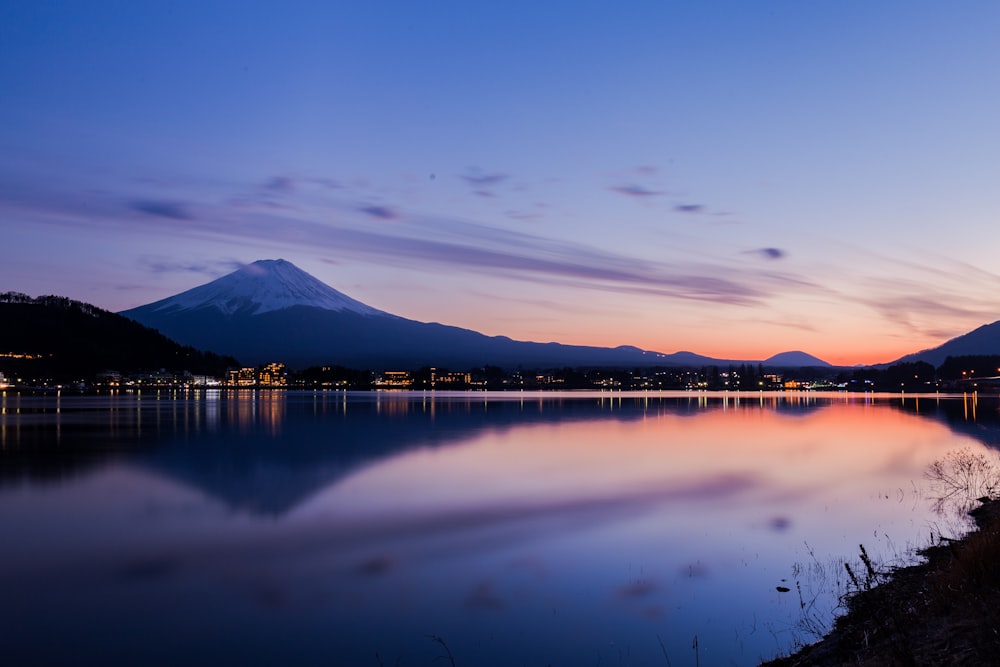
1 390 997 666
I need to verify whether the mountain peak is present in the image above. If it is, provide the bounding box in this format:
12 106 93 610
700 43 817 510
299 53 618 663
130 259 388 317
763 351 831 367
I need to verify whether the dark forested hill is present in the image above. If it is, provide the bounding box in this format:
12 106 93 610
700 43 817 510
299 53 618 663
0 292 237 381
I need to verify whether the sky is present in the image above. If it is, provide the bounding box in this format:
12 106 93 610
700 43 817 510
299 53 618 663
2 1 1000 366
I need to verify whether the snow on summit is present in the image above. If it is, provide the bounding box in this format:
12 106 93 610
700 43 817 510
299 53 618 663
143 259 388 316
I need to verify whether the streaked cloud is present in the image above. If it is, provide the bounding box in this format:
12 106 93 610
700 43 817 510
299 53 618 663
506 209 542 221
462 168 508 188
461 167 509 198
830 247 1000 337
130 200 193 220
198 209 818 307
139 257 244 277
862 293 990 335
674 203 704 214
609 184 664 198
751 247 786 260
358 204 400 221
2 182 826 309
310 177 340 190
263 176 295 193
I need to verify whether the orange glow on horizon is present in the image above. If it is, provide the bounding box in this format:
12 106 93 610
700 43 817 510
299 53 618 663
461 312 946 368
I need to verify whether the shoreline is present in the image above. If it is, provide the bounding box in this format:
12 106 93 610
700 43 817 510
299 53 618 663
760 498 1000 666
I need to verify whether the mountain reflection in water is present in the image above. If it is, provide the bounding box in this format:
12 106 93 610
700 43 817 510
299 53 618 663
0 390 996 666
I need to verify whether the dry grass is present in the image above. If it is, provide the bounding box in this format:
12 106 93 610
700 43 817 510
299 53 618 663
924 447 1000 515
760 498 1000 666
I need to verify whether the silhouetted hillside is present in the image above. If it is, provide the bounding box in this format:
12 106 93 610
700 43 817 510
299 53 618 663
0 292 238 381
889 320 1000 367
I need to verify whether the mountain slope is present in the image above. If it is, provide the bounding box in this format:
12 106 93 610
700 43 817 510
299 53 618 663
122 261 676 368
124 301 673 369
121 260 831 370
889 320 1000 367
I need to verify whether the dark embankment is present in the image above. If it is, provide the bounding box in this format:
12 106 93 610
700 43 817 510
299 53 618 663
761 499 1000 666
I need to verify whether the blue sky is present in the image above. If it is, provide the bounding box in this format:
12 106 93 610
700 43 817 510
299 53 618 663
3 1 1000 364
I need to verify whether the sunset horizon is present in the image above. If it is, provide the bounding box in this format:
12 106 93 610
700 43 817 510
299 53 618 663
5 3 1000 367
105 255 983 368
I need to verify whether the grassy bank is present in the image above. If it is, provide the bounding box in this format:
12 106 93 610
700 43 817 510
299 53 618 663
761 498 1000 666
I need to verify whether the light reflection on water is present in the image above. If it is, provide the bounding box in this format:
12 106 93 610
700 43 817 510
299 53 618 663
0 390 996 666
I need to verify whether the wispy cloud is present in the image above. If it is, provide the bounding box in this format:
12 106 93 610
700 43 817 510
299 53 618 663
461 167 509 198
0 179 869 313
750 247 785 260
139 257 244 276
358 204 400 221
462 168 508 188
860 291 992 337
228 196 297 211
3 180 829 309
506 209 542 222
847 269 1000 342
745 316 819 333
825 244 1000 337
130 200 193 220
226 174 341 214
263 176 295 193
609 184 664 198
674 203 704 214
188 208 822 307
310 177 340 190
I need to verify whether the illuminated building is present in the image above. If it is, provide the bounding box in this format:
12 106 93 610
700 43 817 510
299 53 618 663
429 368 471 387
375 371 413 388
258 362 287 388
228 367 257 387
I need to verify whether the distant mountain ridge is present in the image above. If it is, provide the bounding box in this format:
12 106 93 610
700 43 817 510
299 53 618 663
120 260 833 370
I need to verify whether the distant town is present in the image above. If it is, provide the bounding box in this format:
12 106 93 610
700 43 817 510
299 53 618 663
3 290 1000 394
3 355 1000 393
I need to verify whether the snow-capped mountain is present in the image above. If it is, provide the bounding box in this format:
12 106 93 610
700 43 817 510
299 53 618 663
121 260 832 369
136 259 388 317
122 259 663 368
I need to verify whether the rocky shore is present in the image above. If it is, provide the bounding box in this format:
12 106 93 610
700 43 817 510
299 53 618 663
760 499 1000 666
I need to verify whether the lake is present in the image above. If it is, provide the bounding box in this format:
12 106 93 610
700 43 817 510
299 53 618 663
1 390 997 666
